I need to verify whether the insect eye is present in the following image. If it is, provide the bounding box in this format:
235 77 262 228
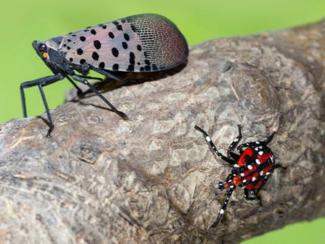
39 44 47 52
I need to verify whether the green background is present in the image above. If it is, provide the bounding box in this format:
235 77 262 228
0 0 324 243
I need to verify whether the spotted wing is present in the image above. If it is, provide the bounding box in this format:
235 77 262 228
59 14 188 72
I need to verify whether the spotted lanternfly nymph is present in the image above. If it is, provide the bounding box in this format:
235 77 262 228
195 125 284 227
20 14 188 136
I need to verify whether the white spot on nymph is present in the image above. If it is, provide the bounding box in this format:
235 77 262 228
240 173 245 177
219 209 225 214
255 148 259 151
256 141 260 144
252 177 257 182
260 171 264 176
206 136 211 142
247 165 253 170
259 146 263 149
258 151 264 155
266 172 271 176
243 179 247 183
256 159 261 165
228 179 232 182
230 185 234 189
234 164 239 168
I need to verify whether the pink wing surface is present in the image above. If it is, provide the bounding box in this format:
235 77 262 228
59 14 188 72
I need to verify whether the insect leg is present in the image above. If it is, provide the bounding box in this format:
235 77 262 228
263 132 276 145
67 75 105 96
38 84 53 137
227 125 242 160
274 164 287 170
71 75 128 120
195 125 235 165
66 76 83 95
20 74 64 136
212 185 235 227
72 74 105 82
89 66 123 82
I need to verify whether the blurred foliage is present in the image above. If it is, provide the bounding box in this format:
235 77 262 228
0 0 324 243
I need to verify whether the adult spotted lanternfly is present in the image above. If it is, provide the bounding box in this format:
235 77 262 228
20 14 188 136
195 125 284 227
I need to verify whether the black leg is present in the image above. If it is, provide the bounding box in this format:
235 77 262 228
227 125 242 160
38 84 53 137
89 66 123 82
73 74 105 82
212 185 235 227
263 132 276 145
195 125 235 165
67 75 105 96
20 74 64 136
66 76 83 95
274 164 287 170
244 188 263 206
71 75 128 120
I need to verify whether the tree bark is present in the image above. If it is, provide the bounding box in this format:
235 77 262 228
0 20 324 243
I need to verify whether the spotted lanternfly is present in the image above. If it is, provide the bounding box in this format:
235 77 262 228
195 125 284 226
20 14 188 136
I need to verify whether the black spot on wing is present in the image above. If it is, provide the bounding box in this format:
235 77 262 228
92 52 99 61
112 64 119 71
99 62 105 69
94 40 101 49
152 64 158 71
124 33 130 41
108 32 115 39
122 42 128 49
129 52 135 64
127 64 134 71
77 48 83 55
113 21 123 31
112 48 119 57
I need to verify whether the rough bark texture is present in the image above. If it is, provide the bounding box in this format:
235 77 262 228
0 20 324 243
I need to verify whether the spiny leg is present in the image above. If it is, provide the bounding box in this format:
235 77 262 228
195 125 235 165
71 75 128 120
227 125 242 160
212 185 235 227
20 74 64 136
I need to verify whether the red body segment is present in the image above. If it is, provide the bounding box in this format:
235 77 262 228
234 147 274 191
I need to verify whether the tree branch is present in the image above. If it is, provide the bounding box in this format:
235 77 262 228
0 20 324 243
